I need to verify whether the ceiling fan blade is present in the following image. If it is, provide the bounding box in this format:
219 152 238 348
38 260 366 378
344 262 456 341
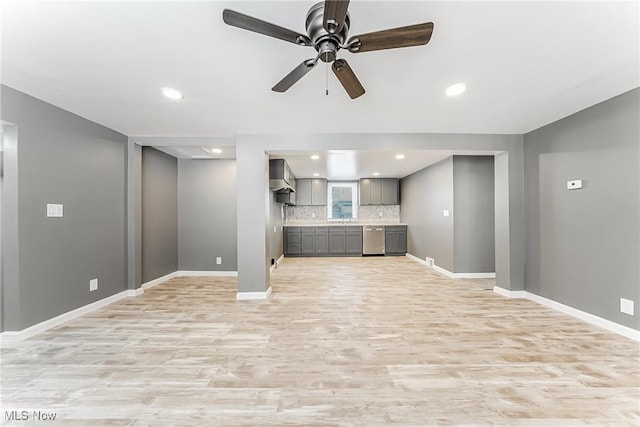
223 9 311 46
332 59 365 99
323 0 350 34
347 22 434 53
272 59 318 93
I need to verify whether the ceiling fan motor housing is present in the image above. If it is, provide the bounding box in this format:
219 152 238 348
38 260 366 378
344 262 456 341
306 2 350 62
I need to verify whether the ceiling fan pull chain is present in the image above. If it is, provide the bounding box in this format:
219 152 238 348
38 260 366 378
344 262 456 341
325 52 329 95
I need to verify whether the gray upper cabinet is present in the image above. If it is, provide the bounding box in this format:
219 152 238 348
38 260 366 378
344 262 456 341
296 179 312 205
269 159 296 192
359 179 372 205
359 178 399 205
381 179 399 205
296 178 327 206
311 179 328 205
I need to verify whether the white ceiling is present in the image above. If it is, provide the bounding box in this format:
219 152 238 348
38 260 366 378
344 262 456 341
2 0 638 178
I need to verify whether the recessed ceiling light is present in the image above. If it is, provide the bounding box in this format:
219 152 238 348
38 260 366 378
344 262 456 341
310 154 320 160
446 83 466 97
210 148 222 154
373 172 380 176
161 87 183 100
313 173 320 177
395 154 405 160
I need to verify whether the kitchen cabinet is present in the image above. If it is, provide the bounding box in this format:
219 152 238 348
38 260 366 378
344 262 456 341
359 178 399 205
381 179 399 205
269 159 296 192
329 227 346 254
284 227 301 255
385 225 407 255
301 228 315 255
314 227 329 254
296 178 327 206
284 226 363 257
345 226 363 254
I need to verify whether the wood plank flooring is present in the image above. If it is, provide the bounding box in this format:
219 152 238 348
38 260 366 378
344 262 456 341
1 257 639 426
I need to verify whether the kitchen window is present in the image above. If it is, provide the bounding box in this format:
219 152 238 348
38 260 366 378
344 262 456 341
327 182 358 219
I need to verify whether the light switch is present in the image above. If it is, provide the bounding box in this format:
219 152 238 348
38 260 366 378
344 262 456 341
47 204 64 217
443 210 450 217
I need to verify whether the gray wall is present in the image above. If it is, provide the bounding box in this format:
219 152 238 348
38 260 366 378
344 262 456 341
178 159 237 271
141 147 178 282
453 156 495 273
400 155 496 274
1 85 127 330
524 88 639 330
268 191 284 267
400 157 455 271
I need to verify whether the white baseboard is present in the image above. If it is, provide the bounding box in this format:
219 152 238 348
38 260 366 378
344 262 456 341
236 287 272 300
0 289 133 343
126 288 144 297
1 269 239 342
177 270 237 277
494 286 640 342
405 253 495 279
405 253 428 266
270 254 285 273
492 286 527 299
141 271 178 290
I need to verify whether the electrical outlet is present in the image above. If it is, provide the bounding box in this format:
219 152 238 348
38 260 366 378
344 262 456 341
567 179 583 190
620 298 634 316
90 278 98 292
216 257 222 265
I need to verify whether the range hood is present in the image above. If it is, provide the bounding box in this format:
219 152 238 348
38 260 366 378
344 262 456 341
270 179 295 192
269 159 296 193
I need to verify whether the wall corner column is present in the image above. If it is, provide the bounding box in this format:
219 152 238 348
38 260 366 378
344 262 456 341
494 139 526 292
126 139 142 291
235 137 270 298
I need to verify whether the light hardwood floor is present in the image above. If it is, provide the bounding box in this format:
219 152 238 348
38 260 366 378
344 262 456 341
1 257 639 426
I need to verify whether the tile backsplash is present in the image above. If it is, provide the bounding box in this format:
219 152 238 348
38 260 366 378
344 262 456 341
285 205 400 224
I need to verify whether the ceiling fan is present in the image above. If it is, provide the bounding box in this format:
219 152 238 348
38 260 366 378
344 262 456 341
222 1 434 99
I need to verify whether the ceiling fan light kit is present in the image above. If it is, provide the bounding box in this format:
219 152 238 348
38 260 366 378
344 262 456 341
222 1 434 99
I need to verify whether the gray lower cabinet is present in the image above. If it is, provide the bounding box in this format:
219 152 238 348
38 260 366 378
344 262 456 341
329 227 346 253
301 228 315 255
346 226 363 254
284 227 301 255
285 226 364 256
385 225 407 255
314 227 329 254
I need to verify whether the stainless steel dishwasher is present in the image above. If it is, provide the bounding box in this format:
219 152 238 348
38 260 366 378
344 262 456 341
362 225 385 255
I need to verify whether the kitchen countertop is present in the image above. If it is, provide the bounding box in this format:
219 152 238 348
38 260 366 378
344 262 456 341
284 223 407 227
